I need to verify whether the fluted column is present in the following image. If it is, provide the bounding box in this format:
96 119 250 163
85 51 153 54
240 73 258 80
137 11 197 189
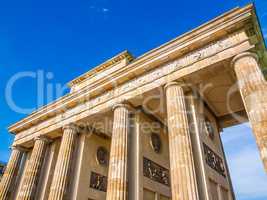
165 82 199 200
0 145 25 200
17 136 50 200
106 104 129 200
48 124 79 200
232 52 267 171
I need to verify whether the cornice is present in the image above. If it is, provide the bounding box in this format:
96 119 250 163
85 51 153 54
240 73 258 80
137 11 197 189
68 50 134 87
8 4 260 134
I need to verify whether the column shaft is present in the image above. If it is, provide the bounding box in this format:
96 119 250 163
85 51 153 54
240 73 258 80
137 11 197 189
48 124 78 200
165 82 199 200
128 113 141 200
0 146 24 200
233 52 267 171
17 137 48 200
106 104 129 200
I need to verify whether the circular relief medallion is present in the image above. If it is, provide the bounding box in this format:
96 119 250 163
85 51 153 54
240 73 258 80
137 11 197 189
150 133 161 153
204 117 215 140
96 147 109 166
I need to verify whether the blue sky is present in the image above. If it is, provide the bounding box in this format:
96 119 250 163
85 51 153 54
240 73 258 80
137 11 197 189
0 0 266 199
222 124 267 200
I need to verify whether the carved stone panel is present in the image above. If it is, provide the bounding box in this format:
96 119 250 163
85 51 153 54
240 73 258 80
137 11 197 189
89 172 107 192
203 143 226 177
143 157 170 186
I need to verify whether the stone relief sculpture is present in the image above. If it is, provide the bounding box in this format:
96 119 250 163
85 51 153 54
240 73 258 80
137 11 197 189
203 143 226 177
90 172 107 192
143 157 170 186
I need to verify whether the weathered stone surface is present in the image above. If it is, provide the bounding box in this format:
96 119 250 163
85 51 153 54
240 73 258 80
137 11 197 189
165 82 199 200
0 146 24 200
16 137 49 200
232 52 267 171
106 104 129 200
47 124 78 200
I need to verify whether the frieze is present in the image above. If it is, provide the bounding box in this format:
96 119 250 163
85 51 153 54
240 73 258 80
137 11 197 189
14 31 248 142
143 157 170 186
203 143 226 177
89 172 107 192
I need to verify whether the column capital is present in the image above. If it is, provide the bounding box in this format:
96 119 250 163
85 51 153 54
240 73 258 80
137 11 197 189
34 135 52 144
10 144 28 152
112 103 131 112
164 81 184 91
63 123 80 133
231 52 259 67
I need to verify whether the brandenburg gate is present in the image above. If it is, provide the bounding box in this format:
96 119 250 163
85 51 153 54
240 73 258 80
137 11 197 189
0 4 266 200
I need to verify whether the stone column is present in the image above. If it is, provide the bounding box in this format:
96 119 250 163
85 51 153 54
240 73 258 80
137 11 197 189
165 82 199 200
106 104 129 200
232 52 267 171
17 136 50 200
0 145 25 200
128 112 142 200
48 124 79 200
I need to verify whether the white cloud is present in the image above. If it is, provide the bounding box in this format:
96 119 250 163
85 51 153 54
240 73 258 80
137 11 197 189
102 8 109 13
89 5 110 14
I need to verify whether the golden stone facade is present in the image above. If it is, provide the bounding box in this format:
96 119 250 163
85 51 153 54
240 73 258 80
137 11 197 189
1 4 267 200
